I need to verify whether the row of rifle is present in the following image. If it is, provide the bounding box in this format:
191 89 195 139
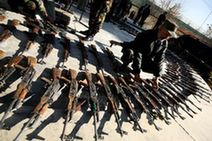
0 17 70 65
1 17 212 141
0 37 212 141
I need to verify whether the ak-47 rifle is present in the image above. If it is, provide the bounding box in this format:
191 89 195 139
78 41 100 141
80 71 100 141
0 57 37 129
142 79 197 141
130 81 174 123
78 39 88 70
109 75 146 133
61 36 71 68
136 77 194 118
61 69 85 141
0 55 25 88
163 76 211 103
90 44 126 136
13 68 66 141
164 71 212 97
0 19 20 42
98 72 126 136
135 79 186 120
159 78 202 111
39 33 55 64
118 77 162 131
165 61 207 85
24 26 40 51
25 16 58 33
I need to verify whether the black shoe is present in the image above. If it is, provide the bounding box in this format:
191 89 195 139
79 30 90 36
84 35 94 41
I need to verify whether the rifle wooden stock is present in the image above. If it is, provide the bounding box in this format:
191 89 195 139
7 55 24 67
27 56 37 67
69 69 78 80
97 72 106 85
109 75 118 85
39 103 49 115
13 83 29 100
52 68 61 80
34 69 61 114
0 29 11 41
0 50 6 58
14 66 36 99
0 15 6 21
85 71 92 84
33 96 49 114
11 19 21 27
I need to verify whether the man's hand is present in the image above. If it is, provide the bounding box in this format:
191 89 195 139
109 40 121 47
41 11 54 23
152 77 159 90
134 73 142 82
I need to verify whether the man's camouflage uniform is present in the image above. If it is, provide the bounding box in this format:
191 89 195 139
8 0 47 17
87 0 113 37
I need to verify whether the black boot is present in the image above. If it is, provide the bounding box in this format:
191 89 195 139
79 30 90 36
84 34 94 41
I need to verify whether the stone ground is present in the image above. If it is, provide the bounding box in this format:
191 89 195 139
0 6 212 141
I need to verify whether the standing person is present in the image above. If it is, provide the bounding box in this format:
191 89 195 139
115 0 132 21
153 12 167 30
139 5 150 27
80 0 113 41
110 20 178 89
105 0 120 22
133 4 147 24
64 0 72 11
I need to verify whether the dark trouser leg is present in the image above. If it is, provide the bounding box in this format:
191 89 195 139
133 14 141 24
120 48 134 70
44 0 56 21
139 16 148 27
131 52 142 74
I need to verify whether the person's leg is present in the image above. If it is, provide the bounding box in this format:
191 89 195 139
44 0 56 22
119 48 134 71
131 51 142 74
139 15 148 27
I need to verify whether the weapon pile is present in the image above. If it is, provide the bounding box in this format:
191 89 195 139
0 15 212 141
0 55 37 129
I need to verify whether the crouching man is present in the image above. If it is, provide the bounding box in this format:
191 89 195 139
110 20 178 89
